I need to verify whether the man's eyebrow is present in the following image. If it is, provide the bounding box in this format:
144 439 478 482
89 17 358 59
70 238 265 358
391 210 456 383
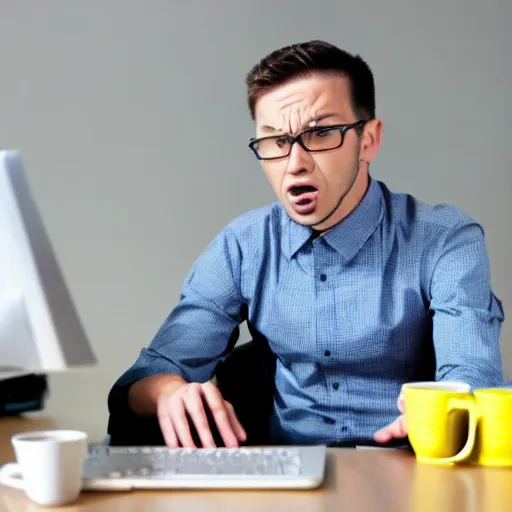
259 113 339 134
303 113 338 128
259 124 280 133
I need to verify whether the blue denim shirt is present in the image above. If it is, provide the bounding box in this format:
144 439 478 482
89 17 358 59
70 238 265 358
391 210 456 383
112 178 504 445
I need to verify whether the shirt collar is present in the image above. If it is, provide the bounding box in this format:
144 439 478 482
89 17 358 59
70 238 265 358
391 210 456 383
281 178 384 261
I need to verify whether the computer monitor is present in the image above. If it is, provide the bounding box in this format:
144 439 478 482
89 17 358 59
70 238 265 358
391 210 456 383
0 150 96 381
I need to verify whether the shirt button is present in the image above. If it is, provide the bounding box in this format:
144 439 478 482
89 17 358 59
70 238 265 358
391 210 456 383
324 350 331 357
323 417 336 425
341 426 348 432
319 274 327 282
332 382 339 390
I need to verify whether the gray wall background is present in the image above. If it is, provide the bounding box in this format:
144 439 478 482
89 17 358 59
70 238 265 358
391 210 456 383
0 0 510 442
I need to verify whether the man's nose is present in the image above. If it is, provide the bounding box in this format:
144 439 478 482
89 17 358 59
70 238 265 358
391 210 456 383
285 142 314 176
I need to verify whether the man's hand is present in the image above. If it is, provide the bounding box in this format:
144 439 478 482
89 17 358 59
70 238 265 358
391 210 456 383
374 392 407 443
156 381 247 449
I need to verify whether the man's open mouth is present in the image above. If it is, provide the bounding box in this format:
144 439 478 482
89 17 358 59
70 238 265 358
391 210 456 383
289 185 318 205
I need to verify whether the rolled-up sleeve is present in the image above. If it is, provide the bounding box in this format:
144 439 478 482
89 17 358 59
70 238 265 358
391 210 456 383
109 226 246 411
430 220 505 388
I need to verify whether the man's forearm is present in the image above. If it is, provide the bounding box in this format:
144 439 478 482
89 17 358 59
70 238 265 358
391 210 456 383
437 361 503 389
127 374 187 415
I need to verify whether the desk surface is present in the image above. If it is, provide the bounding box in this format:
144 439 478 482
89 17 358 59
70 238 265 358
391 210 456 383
0 416 511 512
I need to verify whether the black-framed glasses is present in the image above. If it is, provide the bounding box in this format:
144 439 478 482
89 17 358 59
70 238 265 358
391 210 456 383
248 120 368 161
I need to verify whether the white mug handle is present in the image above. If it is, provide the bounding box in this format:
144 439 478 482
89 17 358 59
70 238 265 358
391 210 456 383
0 463 25 490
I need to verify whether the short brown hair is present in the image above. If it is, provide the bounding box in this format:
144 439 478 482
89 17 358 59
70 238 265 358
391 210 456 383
246 40 375 121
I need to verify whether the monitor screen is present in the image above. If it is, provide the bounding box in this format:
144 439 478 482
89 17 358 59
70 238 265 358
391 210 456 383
0 150 96 381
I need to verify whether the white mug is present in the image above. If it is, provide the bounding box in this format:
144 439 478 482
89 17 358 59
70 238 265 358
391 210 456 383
0 429 88 506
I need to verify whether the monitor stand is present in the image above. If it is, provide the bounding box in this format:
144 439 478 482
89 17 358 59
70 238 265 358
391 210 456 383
0 290 41 379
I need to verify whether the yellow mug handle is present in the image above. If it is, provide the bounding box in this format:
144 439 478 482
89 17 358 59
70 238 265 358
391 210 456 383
420 396 480 465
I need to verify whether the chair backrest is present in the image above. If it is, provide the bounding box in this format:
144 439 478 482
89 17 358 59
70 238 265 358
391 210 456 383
215 339 276 445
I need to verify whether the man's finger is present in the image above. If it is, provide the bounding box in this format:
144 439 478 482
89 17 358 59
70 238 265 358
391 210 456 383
374 415 407 443
169 396 197 448
157 403 179 448
202 384 239 448
225 401 247 443
183 386 216 448
397 392 406 414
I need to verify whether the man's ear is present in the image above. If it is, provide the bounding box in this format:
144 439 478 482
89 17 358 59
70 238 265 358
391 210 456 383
360 119 383 164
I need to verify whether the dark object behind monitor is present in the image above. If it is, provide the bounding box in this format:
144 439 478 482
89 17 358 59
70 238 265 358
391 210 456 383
0 374 49 416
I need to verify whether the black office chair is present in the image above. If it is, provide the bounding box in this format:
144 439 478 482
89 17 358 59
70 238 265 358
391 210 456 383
107 338 276 447
215 337 276 445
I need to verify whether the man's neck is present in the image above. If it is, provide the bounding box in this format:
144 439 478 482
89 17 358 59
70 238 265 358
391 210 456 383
312 174 372 234
310 227 331 238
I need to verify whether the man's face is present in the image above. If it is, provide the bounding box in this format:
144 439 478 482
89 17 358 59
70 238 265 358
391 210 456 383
253 73 379 230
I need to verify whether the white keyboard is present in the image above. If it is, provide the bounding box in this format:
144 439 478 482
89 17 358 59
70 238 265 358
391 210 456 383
82 445 327 490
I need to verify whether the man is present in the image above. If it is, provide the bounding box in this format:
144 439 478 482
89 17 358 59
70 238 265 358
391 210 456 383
108 40 504 449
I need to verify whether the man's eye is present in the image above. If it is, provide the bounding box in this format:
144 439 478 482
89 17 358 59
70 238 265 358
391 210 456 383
315 128 335 138
275 137 289 148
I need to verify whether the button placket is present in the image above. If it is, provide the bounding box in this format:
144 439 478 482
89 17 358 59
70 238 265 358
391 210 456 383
313 238 341 425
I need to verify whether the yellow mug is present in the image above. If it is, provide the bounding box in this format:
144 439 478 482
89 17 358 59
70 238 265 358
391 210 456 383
463 388 512 467
403 381 476 465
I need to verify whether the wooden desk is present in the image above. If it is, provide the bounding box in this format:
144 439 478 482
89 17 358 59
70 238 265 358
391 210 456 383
0 417 511 511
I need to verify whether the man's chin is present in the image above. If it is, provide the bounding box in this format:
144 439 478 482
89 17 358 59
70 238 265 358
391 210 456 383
284 205 325 227
283 200 344 230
